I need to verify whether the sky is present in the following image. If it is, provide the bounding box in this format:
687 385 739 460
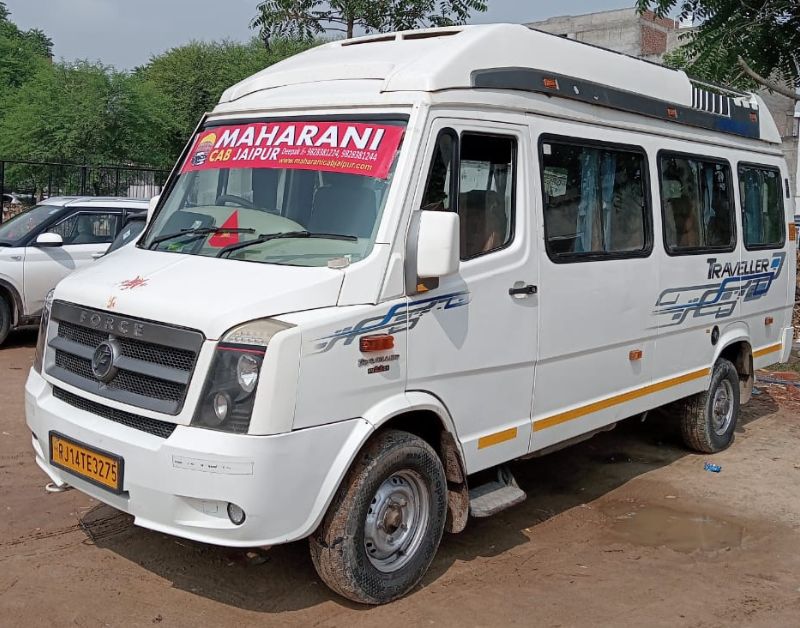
4 0 638 70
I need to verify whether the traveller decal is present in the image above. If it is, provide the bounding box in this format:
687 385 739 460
181 121 404 179
313 292 470 354
358 354 400 375
654 252 785 326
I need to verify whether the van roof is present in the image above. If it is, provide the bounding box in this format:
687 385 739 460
220 23 780 145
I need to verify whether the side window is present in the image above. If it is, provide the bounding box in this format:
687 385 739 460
420 129 457 211
738 165 785 249
50 213 120 245
541 139 649 260
659 154 735 254
458 134 515 260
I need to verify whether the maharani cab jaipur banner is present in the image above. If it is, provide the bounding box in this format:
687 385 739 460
181 121 405 179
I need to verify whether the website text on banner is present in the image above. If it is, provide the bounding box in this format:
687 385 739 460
182 122 405 179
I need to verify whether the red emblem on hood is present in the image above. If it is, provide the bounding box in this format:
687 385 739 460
119 276 148 291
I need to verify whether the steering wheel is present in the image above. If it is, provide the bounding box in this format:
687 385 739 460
215 194 256 209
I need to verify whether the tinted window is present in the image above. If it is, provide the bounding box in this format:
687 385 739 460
0 204 64 245
738 165 784 249
659 154 734 253
541 140 649 259
50 213 120 245
458 134 515 259
420 129 457 211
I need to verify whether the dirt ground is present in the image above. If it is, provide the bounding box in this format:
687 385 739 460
2 329 800 627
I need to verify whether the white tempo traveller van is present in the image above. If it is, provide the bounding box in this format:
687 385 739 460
25 25 796 604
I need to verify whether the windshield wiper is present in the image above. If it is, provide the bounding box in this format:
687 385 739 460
148 227 255 250
216 230 357 258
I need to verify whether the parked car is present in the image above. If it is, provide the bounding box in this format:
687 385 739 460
0 196 148 345
105 210 147 255
2 193 22 207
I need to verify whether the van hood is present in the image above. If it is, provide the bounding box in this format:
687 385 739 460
53 246 344 340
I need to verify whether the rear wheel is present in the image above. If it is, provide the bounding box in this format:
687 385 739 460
678 358 740 453
0 296 11 347
309 429 447 605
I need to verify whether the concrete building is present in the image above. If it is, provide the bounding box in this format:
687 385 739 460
527 8 800 209
528 7 681 63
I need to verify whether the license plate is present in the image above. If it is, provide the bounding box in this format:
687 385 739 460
49 432 124 494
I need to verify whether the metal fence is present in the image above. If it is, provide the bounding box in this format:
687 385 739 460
0 159 171 221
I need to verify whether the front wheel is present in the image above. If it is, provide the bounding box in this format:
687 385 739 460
309 429 447 605
678 358 740 453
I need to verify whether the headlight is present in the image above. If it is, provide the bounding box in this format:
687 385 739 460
33 290 55 374
191 319 293 433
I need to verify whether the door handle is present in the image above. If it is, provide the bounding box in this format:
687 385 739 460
509 284 537 297
91 253 104 260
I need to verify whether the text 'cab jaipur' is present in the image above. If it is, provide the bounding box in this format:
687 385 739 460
25 24 796 604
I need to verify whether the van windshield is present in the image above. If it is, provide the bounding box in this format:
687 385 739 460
142 118 406 267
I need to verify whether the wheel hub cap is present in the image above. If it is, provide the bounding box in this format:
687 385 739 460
711 380 734 435
364 470 429 573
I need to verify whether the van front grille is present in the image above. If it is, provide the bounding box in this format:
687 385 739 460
53 387 177 439
46 301 204 416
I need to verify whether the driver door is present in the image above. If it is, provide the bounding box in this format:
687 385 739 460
23 210 122 315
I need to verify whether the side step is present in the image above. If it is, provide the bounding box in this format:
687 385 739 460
469 467 526 518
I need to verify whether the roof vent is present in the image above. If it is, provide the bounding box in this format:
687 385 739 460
401 29 461 41
341 34 397 47
340 28 461 47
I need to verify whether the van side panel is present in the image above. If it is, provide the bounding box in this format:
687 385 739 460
733 157 795 368
529 119 660 452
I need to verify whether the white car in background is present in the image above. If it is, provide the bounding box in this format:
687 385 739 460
0 196 148 345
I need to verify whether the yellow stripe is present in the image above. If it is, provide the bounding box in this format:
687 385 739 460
533 367 711 432
753 343 782 358
478 427 518 449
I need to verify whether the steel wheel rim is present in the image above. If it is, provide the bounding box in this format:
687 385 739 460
711 379 735 436
364 469 430 573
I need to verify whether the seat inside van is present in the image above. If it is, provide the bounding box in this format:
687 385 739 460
308 173 377 238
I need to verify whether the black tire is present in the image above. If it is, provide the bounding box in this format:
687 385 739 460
309 429 447 605
678 358 740 453
0 296 11 347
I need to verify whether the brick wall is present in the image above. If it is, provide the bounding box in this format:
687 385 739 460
641 25 668 56
640 10 677 30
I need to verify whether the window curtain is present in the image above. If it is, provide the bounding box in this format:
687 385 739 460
600 153 617 251
742 170 762 243
576 149 599 252
702 165 714 241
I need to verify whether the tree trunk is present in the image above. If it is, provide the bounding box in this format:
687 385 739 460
347 16 354 39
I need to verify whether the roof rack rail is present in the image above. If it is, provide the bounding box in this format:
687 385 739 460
472 67 761 140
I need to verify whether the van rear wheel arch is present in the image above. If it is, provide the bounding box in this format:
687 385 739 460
715 339 754 404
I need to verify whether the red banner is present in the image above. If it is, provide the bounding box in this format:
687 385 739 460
181 121 404 179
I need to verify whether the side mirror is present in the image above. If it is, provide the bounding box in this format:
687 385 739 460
147 194 160 223
416 211 460 279
35 232 64 248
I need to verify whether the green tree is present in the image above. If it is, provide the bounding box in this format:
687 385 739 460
637 1 800 100
251 0 487 47
0 61 173 165
0 1 53 91
136 38 313 158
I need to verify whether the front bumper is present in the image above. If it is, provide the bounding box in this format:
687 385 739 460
25 369 372 547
